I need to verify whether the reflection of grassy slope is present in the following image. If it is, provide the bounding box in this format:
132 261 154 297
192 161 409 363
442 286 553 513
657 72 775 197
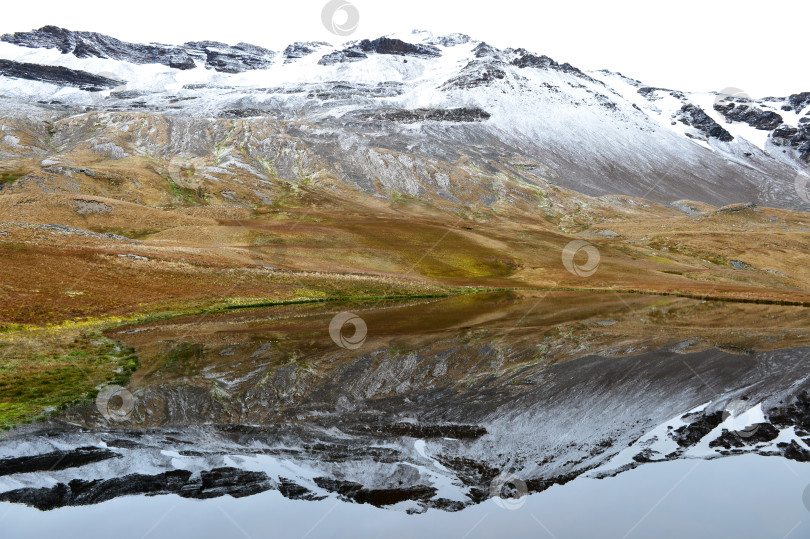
0 326 138 429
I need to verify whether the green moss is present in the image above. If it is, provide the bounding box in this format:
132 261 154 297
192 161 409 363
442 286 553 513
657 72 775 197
0 332 139 430
0 172 24 186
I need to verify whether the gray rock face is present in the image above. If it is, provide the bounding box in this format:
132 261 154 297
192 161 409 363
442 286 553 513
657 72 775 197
282 41 330 63
0 59 123 91
1 26 277 73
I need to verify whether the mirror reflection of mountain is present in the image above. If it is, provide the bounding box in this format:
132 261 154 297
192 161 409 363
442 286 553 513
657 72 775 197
1 292 809 512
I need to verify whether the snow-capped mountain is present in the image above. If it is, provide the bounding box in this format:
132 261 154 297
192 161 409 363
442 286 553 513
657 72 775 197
0 25 808 211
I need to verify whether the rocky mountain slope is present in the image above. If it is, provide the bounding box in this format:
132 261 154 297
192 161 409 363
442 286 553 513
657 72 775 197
0 26 808 211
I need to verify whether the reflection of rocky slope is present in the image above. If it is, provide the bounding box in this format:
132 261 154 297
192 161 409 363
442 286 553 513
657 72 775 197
2 337 809 512
0 27 808 210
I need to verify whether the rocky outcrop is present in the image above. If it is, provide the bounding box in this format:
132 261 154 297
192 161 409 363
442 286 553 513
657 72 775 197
318 37 441 66
1 26 277 73
357 37 440 58
786 92 810 113
282 41 330 63
440 60 508 90
429 33 471 47
510 49 590 80
186 41 275 73
673 104 734 141
713 103 783 130
0 447 120 476
771 124 810 162
317 48 368 65
0 467 273 510
0 59 123 91
357 107 491 123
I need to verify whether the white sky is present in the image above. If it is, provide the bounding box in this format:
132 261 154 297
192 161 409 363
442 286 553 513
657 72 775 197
1 0 807 98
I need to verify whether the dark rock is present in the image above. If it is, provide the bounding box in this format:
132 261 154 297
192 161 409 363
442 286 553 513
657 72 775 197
637 87 673 100
0 447 121 476
357 37 440 58
768 391 810 433
278 477 324 501
318 37 440 66
2 26 197 70
440 60 507 90
788 92 810 113
317 48 368 65
672 411 725 447
0 467 274 510
350 423 487 439
673 104 734 142
358 107 490 123
509 49 592 81
282 41 330 63
771 124 810 163
472 42 500 58
713 103 783 130
708 423 779 449
778 440 810 462
313 477 436 507
1 26 277 73
0 59 123 91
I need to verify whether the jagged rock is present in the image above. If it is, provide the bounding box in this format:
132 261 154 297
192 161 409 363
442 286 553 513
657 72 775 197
708 423 779 449
787 92 810 113
282 41 330 63
317 48 368 65
430 33 471 47
2 25 197 70
510 49 589 79
357 37 440 58
0 467 273 510
771 124 810 162
672 411 724 447
349 423 486 439
0 59 123 91
278 478 324 500
313 477 436 507
357 107 490 123
472 42 500 58
673 104 734 142
1 26 277 73
713 103 783 130
0 447 120 476
778 440 810 462
440 61 508 90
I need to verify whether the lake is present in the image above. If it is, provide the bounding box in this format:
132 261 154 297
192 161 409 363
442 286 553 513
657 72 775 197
1 291 809 537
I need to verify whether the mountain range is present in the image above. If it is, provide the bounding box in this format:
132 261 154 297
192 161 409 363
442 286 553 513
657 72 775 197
0 25 808 211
